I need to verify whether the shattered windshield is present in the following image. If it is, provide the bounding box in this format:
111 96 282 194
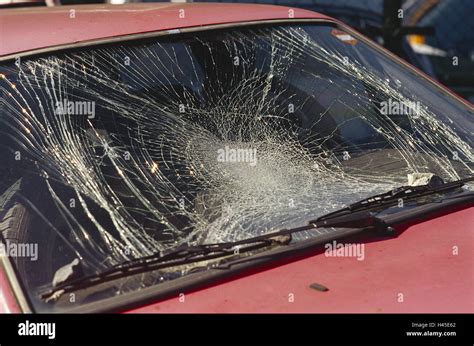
0 22 472 311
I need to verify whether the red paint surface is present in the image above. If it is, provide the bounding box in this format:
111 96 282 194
130 207 473 313
0 3 329 57
0 264 21 313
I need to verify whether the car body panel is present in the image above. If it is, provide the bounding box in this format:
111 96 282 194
0 3 330 58
130 207 473 313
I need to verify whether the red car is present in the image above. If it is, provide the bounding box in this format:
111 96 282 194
0 3 472 313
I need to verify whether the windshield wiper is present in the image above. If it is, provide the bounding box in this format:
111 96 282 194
41 176 473 302
317 176 474 222
41 209 394 302
41 234 293 302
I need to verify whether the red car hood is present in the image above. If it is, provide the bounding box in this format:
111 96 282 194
129 206 473 313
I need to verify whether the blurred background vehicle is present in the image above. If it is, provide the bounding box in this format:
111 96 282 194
404 0 474 102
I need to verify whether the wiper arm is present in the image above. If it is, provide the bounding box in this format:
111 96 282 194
318 176 474 222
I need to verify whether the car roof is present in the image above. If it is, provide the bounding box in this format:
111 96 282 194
0 3 332 58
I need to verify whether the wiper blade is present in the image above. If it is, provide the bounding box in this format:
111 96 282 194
318 176 474 222
114 234 291 272
41 234 292 302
